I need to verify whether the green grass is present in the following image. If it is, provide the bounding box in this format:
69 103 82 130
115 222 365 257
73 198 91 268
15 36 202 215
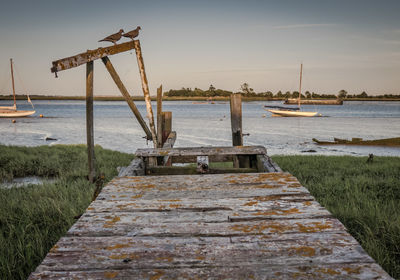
272 155 400 279
0 144 133 280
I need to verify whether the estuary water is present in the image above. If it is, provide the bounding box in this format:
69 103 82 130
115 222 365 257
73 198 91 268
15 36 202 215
0 100 399 156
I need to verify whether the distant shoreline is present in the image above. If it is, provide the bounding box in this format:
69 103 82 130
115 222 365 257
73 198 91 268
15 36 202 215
1 95 400 102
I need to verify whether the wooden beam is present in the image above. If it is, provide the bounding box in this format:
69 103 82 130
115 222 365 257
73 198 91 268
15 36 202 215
156 85 163 148
101 56 152 140
134 40 157 148
86 61 95 183
51 41 136 73
135 146 266 157
147 166 257 176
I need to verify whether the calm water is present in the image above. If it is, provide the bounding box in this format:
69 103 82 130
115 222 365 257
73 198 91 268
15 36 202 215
1 100 399 156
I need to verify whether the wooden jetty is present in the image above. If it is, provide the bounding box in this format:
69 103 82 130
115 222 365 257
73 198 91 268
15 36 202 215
29 147 391 279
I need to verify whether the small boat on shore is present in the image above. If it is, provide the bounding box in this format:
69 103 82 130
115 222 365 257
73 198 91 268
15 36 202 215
0 59 35 118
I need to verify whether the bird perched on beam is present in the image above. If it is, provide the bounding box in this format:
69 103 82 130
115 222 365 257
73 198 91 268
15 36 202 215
122 26 141 40
98 29 124 45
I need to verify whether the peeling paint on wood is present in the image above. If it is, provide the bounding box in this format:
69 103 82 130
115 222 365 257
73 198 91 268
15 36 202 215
29 172 392 279
51 41 136 73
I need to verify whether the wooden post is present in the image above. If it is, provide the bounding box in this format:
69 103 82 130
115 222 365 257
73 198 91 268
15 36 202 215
134 40 157 148
162 111 172 144
230 93 243 146
86 61 95 183
156 85 163 148
101 56 152 140
230 93 245 168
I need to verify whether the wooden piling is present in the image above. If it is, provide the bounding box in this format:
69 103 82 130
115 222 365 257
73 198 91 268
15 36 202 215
134 40 157 148
162 111 172 144
101 56 152 140
230 93 243 146
156 85 163 148
86 61 95 183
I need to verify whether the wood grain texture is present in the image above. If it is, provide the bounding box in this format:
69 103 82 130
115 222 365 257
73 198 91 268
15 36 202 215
51 41 136 73
29 172 392 279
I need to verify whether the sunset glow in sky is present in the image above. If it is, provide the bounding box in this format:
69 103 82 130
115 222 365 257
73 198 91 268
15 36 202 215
0 0 399 96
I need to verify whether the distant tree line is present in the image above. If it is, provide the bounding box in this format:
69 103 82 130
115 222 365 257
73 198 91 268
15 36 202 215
164 84 400 99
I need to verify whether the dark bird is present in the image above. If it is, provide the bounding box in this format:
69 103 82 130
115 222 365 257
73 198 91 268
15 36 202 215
98 29 124 45
122 26 141 40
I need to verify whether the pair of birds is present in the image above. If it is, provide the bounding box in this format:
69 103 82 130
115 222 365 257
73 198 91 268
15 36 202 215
98 26 141 45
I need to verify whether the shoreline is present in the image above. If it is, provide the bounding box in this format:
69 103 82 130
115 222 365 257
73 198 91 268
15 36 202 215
1 95 400 102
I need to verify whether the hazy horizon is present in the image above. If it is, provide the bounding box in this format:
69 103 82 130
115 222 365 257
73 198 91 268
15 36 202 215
1 0 399 96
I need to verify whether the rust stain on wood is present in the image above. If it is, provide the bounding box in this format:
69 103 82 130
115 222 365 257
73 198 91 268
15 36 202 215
28 172 392 279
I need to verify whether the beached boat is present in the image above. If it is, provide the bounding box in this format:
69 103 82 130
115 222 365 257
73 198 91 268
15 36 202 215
265 64 319 117
0 59 35 118
312 137 400 147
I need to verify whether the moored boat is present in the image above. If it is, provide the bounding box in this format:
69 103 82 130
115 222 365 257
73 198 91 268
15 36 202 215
0 59 35 118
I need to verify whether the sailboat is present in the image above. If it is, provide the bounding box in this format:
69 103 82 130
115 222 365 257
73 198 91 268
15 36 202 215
265 64 319 117
0 59 35 118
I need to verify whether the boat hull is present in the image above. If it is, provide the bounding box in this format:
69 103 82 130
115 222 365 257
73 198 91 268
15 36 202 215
266 109 318 117
0 110 35 118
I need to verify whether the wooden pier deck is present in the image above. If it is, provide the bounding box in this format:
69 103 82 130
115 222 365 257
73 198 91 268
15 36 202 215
30 172 391 279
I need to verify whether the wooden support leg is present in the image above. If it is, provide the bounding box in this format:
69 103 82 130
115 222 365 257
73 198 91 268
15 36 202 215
101 56 152 141
86 61 95 183
134 40 158 148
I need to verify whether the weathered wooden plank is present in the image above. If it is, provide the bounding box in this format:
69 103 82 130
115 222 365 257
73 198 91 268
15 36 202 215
86 195 325 214
29 262 392 280
33 233 376 272
101 172 307 195
98 187 310 201
74 203 331 229
51 41 136 73
135 145 267 157
68 216 339 237
162 131 176 166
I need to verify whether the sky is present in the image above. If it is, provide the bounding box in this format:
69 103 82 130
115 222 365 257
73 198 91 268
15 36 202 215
0 0 399 96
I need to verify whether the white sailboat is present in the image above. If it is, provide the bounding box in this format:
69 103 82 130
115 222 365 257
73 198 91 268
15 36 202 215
0 59 35 118
266 64 319 117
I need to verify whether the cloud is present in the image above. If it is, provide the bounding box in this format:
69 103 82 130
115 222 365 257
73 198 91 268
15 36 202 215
272 23 336 30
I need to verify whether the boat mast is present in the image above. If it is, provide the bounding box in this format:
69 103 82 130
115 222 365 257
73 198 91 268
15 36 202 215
10 58 16 108
298 63 303 109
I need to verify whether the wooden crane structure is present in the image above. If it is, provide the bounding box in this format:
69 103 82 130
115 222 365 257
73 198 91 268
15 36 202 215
51 40 167 182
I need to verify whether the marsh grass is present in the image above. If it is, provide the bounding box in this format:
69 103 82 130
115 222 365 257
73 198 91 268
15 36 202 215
0 144 133 280
272 155 400 279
